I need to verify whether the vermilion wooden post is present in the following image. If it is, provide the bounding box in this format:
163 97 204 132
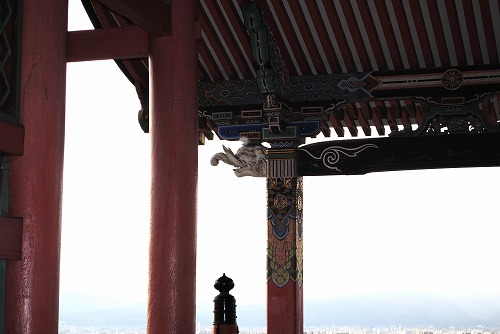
4 0 68 332
266 148 304 334
147 0 198 333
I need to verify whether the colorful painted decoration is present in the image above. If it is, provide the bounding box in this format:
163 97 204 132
267 177 303 288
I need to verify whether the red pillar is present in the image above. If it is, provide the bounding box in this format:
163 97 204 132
266 149 304 334
147 0 198 332
4 0 68 332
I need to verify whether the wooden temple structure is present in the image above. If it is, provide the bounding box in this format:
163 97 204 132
0 0 499 333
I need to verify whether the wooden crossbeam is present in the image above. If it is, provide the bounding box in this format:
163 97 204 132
199 65 500 110
67 26 149 62
298 132 500 176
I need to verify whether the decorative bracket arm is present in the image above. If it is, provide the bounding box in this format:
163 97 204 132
242 1 288 98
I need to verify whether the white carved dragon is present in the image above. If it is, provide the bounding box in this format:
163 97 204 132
210 144 267 177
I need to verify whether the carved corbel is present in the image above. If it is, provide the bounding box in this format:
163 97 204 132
210 143 267 177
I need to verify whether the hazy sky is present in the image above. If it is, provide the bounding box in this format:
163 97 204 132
61 0 500 318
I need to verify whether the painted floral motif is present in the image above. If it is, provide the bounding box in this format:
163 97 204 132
442 68 463 90
267 177 303 288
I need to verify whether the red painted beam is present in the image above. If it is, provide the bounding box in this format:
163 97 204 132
96 0 171 36
0 121 24 155
67 26 149 62
0 216 22 259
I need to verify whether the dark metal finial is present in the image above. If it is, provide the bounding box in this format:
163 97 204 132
213 274 237 326
214 273 234 294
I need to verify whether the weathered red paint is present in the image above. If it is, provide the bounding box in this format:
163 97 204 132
0 217 22 260
267 282 304 334
0 121 24 156
3 0 67 332
147 0 198 333
67 26 149 62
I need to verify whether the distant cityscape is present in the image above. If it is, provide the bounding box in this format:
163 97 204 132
58 292 500 334
58 326 500 334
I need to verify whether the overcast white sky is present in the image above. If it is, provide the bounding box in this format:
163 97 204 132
61 0 500 319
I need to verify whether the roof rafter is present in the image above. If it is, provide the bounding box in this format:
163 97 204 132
95 0 171 36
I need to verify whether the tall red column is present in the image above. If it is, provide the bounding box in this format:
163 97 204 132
266 148 304 334
4 0 68 333
147 0 198 333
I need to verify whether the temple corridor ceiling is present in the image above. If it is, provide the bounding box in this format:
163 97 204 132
82 0 500 143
